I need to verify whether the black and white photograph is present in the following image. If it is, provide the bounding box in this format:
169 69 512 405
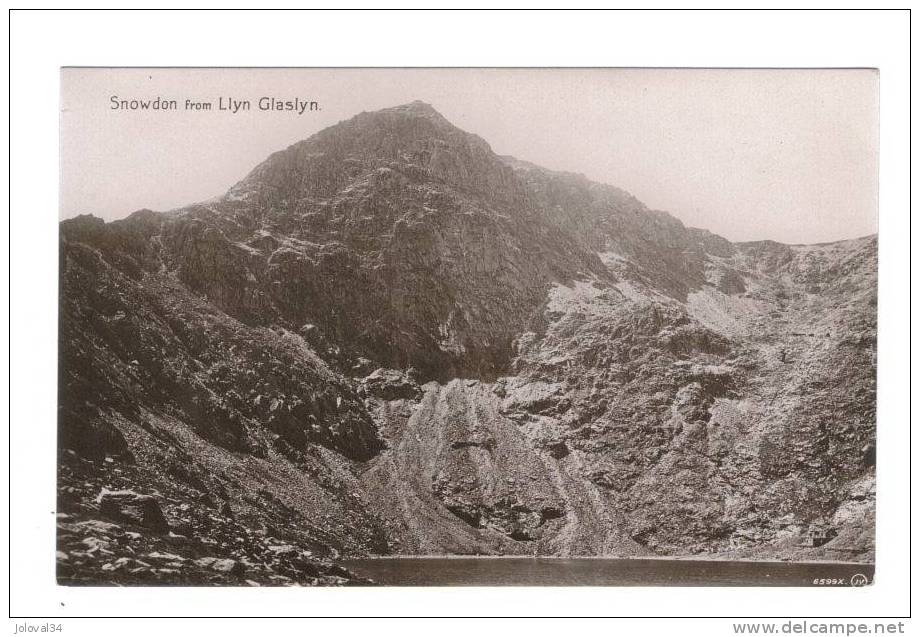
7 7 913 629
56 67 878 587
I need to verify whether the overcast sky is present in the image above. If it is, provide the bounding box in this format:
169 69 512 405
60 68 878 244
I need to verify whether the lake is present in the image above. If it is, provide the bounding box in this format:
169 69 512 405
341 557 874 587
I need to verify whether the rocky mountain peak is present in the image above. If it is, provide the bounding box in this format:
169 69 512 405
227 100 512 207
376 99 451 121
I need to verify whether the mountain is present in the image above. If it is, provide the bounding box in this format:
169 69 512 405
57 101 877 584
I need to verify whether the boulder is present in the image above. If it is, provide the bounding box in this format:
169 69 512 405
196 556 245 576
361 368 421 401
97 489 170 533
211 558 244 575
546 441 570 459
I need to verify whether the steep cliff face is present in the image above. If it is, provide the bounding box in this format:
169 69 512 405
58 102 876 583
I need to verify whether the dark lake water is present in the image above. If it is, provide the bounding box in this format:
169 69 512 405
341 557 875 587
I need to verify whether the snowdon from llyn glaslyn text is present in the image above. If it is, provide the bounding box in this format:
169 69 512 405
58 100 876 586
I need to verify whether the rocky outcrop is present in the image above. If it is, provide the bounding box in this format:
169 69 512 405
58 101 876 584
57 452 366 586
97 490 170 533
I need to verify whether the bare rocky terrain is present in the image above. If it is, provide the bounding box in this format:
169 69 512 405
58 101 876 585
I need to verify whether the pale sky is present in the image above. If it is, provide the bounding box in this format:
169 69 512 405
60 68 878 244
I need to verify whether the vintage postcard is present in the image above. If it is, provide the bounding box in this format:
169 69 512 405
57 68 878 587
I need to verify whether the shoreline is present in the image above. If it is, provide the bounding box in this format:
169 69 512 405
343 555 874 566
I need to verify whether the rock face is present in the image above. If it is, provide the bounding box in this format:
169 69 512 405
59 101 877 583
